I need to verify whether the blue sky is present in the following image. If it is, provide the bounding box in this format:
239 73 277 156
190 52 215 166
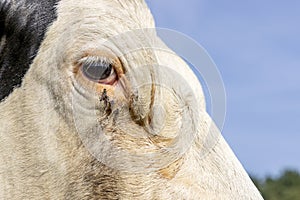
146 0 300 177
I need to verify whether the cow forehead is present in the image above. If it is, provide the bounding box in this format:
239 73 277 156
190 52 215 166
39 0 157 70
41 0 156 62
55 0 155 33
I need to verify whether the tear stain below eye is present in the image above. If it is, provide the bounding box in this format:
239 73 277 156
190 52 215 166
100 88 112 115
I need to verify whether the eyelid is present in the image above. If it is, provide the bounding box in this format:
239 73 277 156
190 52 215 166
79 56 114 66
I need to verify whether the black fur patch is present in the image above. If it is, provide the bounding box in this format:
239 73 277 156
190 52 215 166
0 0 59 101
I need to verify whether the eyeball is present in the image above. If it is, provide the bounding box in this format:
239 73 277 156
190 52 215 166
80 56 117 85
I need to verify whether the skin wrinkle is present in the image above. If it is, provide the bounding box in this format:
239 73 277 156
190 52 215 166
0 0 263 199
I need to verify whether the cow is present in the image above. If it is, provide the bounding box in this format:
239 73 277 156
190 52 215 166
0 0 263 199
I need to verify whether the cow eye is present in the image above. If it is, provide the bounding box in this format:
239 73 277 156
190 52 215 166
80 57 117 84
82 62 113 80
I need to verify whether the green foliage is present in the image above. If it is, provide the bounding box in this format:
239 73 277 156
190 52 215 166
251 170 300 200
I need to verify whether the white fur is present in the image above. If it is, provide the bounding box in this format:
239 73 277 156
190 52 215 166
0 0 263 199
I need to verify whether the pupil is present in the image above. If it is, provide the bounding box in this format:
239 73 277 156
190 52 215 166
82 62 112 81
